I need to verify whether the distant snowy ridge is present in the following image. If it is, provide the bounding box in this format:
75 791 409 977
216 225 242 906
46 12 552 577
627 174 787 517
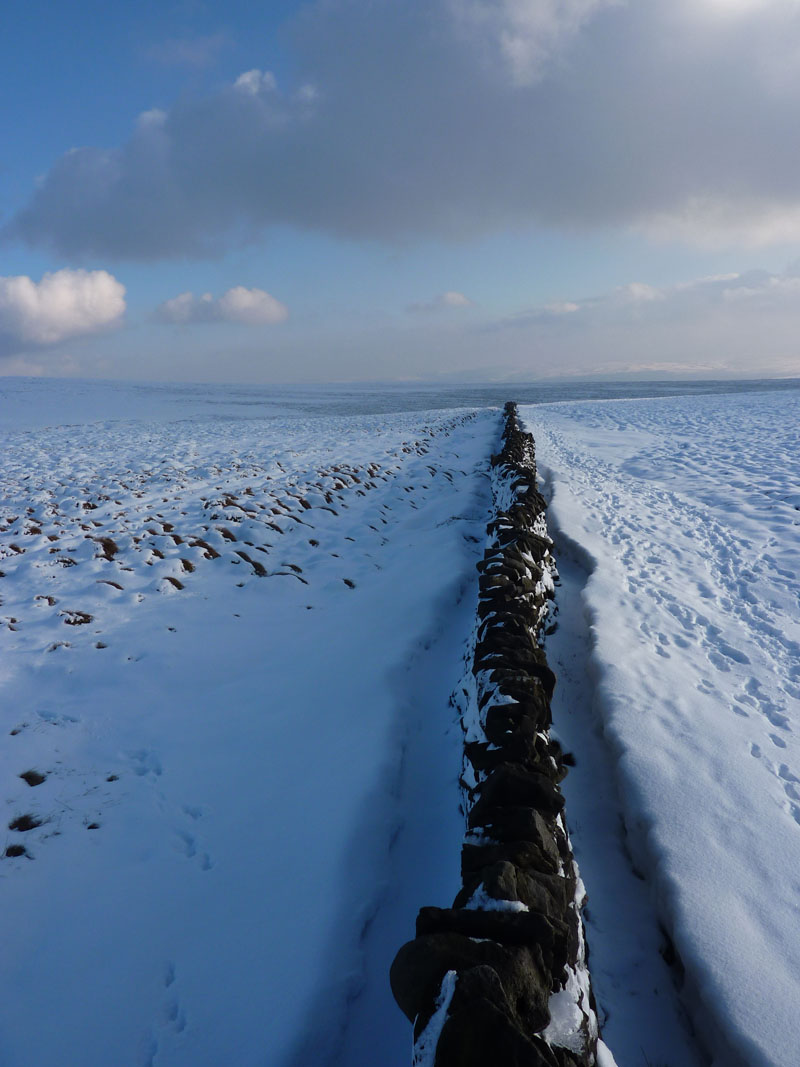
391 403 614 1067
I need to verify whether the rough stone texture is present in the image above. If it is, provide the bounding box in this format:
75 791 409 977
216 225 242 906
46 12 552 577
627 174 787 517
390 403 603 1066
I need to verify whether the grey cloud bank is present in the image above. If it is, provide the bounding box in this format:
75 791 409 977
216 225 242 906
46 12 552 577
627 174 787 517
8 0 800 260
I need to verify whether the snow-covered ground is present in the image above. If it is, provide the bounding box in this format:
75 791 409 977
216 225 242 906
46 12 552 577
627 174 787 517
4 377 800 1067
0 382 498 1066
522 391 800 1067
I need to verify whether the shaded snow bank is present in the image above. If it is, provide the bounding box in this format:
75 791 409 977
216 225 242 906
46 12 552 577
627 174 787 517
522 391 800 1067
536 529 705 1066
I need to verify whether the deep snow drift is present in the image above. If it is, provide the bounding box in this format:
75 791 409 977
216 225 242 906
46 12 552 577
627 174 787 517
0 383 497 1066
522 391 800 1067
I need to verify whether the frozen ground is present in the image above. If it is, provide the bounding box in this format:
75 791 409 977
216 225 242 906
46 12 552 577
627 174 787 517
523 391 800 1067
0 382 498 1066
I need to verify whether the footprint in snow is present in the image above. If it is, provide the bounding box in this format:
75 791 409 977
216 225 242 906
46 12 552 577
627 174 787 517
140 966 187 1067
129 749 163 778
37 709 80 726
174 811 213 871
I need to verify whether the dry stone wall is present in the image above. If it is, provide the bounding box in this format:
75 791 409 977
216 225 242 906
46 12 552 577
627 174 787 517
390 403 605 1067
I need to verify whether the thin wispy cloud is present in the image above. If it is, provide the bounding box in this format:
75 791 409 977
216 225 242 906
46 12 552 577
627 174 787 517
144 32 229 69
471 266 800 379
513 271 800 327
407 291 473 314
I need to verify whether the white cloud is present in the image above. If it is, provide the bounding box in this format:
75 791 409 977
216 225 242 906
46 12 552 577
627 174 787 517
690 0 776 22
636 197 800 250
137 108 167 130
158 292 199 323
621 282 663 303
217 286 288 324
234 70 278 95
0 269 125 349
157 286 288 326
408 290 474 313
295 84 320 104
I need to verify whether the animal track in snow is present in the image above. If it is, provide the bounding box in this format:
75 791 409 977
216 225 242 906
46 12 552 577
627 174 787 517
130 749 163 779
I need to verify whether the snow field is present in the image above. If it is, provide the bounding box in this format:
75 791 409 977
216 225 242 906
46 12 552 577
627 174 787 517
522 391 800 1067
0 394 499 1066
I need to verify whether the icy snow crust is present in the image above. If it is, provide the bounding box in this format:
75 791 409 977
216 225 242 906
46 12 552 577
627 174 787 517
522 391 800 1067
0 386 498 1066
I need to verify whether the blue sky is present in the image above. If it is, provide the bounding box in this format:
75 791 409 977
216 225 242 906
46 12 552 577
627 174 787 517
3 0 800 383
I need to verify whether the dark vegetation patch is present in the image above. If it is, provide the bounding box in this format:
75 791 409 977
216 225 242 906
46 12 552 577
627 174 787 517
95 537 119 561
4 844 26 858
9 814 41 832
235 551 267 577
191 539 220 559
20 770 46 787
